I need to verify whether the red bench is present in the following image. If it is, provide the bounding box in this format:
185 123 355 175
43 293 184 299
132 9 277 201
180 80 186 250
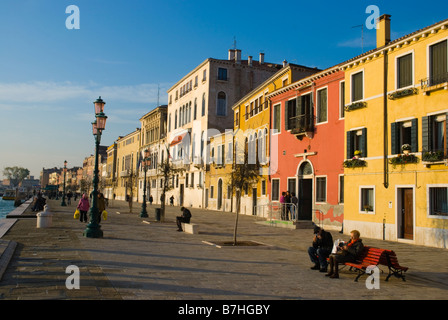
337 246 408 282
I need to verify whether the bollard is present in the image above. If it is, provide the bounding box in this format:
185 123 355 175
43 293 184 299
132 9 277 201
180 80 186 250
155 208 161 221
36 205 53 228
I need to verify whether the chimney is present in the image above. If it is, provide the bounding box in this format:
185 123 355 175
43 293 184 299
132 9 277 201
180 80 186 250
228 49 235 61
376 14 391 48
259 52 265 64
235 49 241 63
283 60 288 67
248 55 253 66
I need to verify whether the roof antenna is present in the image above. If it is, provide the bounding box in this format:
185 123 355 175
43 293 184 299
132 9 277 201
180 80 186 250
352 24 364 54
233 36 237 49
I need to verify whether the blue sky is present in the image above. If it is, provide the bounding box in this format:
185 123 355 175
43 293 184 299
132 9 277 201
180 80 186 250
0 0 447 180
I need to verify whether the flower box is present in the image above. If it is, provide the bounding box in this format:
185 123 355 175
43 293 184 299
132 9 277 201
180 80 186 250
389 153 419 168
344 101 367 112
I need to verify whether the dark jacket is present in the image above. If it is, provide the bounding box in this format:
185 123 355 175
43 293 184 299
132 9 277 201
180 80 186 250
345 239 364 259
313 229 333 251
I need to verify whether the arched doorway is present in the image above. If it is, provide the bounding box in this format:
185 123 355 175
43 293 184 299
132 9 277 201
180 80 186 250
298 161 313 220
217 179 223 210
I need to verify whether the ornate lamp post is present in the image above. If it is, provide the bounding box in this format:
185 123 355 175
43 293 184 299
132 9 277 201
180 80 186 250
140 149 151 218
84 96 107 238
61 160 67 206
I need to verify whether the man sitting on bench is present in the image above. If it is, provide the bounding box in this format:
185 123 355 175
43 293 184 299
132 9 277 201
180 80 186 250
176 206 192 232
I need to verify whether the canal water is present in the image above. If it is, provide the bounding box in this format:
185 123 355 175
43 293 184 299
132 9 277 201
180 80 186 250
0 199 15 219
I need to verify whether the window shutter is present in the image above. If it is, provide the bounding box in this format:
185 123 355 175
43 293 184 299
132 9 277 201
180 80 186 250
391 122 398 154
421 116 430 152
346 131 352 159
284 101 289 131
361 128 367 157
446 113 448 154
411 118 418 153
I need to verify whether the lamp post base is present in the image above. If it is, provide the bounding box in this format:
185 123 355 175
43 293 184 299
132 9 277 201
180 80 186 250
83 225 103 238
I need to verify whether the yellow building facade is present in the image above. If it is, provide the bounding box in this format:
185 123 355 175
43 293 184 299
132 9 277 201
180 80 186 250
115 129 141 202
342 15 448 248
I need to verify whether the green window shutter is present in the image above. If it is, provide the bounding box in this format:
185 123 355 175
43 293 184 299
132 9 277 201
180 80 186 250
284 101 289 131
391 122 398 154
398 53 413 88
296 96 302 116
430 40 447 85
411 118 418 153
352 72 363 102
446 113 448 155
361 128 367 158
346 131 352 159
421 116 430 152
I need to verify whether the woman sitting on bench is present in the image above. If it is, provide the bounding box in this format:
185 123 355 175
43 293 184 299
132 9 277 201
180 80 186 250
326 230 364 279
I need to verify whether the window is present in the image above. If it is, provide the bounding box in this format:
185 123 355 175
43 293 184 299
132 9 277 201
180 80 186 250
218 68 228 81
317 88 328 123
217 92 226 116
284 98 296 130
203 69 207 82
194 98 197 120
429 40 447 86
340 81 345 119
339 175 344 204
202 94 206 116
346 128 367 158
360 187 374 213
428 186 448 216
210 185 214 198
351 71 364 102
190 172 194 187
316 177 326 203
174 111 177 129
261 180 266 195
271 179 280 201
287 178 296 196
195 75 198 87
397 53 413 88
391 119 418 154
422 113 447 157
273 104 281 133
235 110 239 127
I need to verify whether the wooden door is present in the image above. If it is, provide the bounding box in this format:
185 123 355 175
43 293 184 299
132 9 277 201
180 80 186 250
403 189 413 240
298 179 312 220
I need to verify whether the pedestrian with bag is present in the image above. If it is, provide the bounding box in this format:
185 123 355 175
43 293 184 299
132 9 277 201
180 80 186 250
77 193 90 223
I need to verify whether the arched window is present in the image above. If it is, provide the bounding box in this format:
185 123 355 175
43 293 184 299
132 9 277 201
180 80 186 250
202 93 206 116
194 98 197 120
217 91 226 116
174 110 178 129
168 114 171 132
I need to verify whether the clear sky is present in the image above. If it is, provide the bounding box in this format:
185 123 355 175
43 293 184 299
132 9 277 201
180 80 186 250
0 0 446 180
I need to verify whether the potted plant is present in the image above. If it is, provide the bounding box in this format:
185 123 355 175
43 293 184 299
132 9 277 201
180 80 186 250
401 144 411 154
354 150 362 159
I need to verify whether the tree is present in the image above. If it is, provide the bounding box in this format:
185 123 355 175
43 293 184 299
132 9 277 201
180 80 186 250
157 145 185 222
229 134 261 245
3 166 30 206
3 166 30 188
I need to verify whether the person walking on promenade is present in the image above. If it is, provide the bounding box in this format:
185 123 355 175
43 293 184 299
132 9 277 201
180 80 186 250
149 195 153 205
67 191 72 205
97 192 106 223
308 226 333 272
326 230 364 279
280 192 286 220
170 195 174 206
77 193 90 223
176 206 192 231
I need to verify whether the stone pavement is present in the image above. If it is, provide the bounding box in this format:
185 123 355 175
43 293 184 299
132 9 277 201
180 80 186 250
0 198 447 302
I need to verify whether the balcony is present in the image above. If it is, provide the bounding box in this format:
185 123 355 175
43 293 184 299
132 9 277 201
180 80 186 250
289 114 314 140
421 73 448 95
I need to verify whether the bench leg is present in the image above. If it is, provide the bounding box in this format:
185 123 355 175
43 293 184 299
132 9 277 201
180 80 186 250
354 269 365 282
386 268 406 282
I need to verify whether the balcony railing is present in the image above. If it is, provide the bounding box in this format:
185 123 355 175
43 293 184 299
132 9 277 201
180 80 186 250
421 72 448 93
289 114 314 135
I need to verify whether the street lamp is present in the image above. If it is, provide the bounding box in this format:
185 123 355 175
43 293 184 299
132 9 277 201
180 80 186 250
140 149 151 218
61 160 67 206
84 96 107 238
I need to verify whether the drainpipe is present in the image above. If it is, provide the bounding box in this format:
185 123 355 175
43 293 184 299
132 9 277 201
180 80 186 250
383 49 389 189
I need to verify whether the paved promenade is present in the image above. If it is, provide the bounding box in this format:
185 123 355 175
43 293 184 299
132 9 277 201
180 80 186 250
0 198 447 302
